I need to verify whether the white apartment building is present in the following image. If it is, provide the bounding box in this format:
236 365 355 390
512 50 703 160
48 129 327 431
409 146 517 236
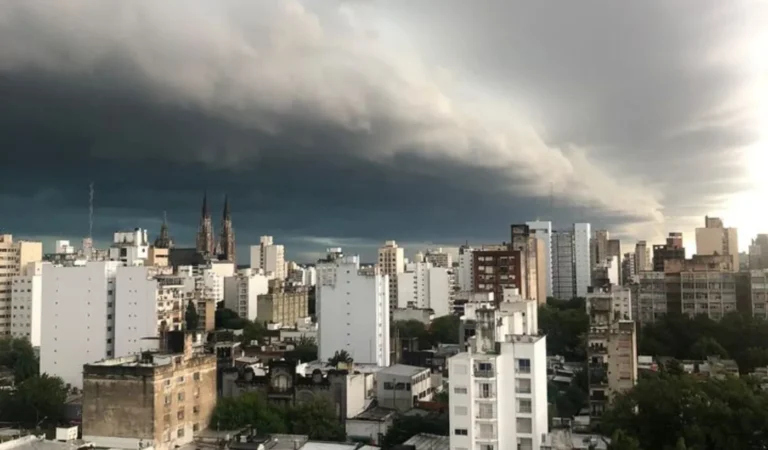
449 300 548 450
0 235 42 337
223 269 270 321
750 270 768 319
287 265 317 287
574 223 591 298
377 364 434 411
113 266 162 358
178 262 234 304
55 240 76 254
10 261 44 347
108 229 149 265
633 241 651 274
526 221 553 298
250 236 286 279
457 245 474 292
41 261 121 387
317 252 390 366
378 240 404 310
696 216 739 269
397 261 453 317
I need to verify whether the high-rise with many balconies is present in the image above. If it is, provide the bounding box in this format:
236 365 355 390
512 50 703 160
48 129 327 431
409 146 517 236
0 235 42 337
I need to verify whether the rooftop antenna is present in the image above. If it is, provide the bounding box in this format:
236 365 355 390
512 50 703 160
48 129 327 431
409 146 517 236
89 182 94 240
549 182 554 220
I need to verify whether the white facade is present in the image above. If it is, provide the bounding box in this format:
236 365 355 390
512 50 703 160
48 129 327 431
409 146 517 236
586 286 632 322
317 254 390 366
458 246 474 292
223 270 270 321
55 240 76 254
10 262 44 346
397 261 453 317
108 229 149 266
250 236 286 279
376 364 433 411
449 301 548 450
178 263 234 303
527 221 553 298
114 266 159 358
0 236 43 337
40 261 120 388
574 223 591 298
378 240 405 309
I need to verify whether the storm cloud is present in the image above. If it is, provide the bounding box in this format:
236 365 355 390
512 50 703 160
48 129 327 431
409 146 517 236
0 0 764 260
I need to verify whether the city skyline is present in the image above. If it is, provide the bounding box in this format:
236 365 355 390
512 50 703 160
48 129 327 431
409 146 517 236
0 1 766 260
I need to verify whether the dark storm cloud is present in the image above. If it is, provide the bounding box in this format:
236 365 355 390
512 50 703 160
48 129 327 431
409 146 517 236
0 0 764 259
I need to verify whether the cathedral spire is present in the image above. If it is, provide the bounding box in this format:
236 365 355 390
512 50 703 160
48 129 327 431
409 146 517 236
196 192 214 255
218 194 236 263
154 211 174 248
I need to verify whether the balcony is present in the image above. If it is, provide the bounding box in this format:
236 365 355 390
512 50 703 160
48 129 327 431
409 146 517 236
474 369 495 378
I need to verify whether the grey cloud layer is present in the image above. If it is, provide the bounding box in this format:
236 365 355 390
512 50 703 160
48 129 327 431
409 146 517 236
0 0 763 257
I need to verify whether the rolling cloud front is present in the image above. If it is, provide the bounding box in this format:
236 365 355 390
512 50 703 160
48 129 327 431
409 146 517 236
0 0 765 261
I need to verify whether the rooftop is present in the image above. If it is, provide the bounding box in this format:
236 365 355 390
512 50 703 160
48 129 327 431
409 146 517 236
401 433 450 450
0 436 94 450
378 364 428 378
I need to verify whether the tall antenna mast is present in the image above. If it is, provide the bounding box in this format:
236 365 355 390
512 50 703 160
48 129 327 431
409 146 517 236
89 182 94 239
549 182 554 220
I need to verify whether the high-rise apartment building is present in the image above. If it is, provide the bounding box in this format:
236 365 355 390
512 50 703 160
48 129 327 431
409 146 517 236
473 245 528 304
653 232 686 272
526 221 553 298
636 271 667 325
397 260 453 317
749 234 768 270
696 216 739 269
511 224 543 304
256 280 309 327
590 230 609 270
0 235 42 337
621 252 636 285
457 245 475 292
587 286 637 422
378 240 404 310
223 269 270 321
317 252 389 366
449 297 548 450
633 241 651 274
82 331 217 450
551 224 591 300
250 236 286 280
749 270 768 319
10 261 44 346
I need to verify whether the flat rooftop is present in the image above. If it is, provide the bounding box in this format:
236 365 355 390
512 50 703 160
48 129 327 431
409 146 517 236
402 433 450 450
378 364 428 377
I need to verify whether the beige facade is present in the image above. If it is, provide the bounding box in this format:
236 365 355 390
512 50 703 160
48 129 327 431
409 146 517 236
587 290 637 421
257 281 309 326
378 241 404 309
695 216 739 270
148 247 170 267
0 235 42 336
82 332 217 450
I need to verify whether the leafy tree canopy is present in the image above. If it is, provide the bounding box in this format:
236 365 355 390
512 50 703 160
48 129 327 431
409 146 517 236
327 350 353 367
0 373 68 426
0 337 38 383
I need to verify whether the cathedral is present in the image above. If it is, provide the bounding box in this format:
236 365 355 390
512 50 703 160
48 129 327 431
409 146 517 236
194 192 236 263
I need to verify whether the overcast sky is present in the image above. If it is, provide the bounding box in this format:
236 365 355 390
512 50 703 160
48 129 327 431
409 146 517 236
0 0 766 262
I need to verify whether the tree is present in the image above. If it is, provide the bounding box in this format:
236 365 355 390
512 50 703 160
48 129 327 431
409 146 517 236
215 307 249 330
0 374 67 425
185 300 200 331
0 337 39 383
285 337 318 363
327 350 353 367
539 304 588 361
381 414 448 449
689 337 728 360
287 397 345 441
608 430 641 450
393 320 430 348
429 315 460 345
241 321 266 345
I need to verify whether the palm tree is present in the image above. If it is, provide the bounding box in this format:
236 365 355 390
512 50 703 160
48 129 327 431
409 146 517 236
327 350 353 367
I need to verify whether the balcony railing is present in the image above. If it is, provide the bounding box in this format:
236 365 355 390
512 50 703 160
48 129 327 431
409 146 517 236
474 369 495 378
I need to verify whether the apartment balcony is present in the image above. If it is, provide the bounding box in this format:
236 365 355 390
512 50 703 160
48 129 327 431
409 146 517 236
474 369 496 378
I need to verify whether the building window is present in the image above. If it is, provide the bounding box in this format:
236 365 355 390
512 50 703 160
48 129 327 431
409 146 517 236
193 423 199 432
517 398 532 414
177 428 185 438
454 429 468 436
177 409 185 420
383 382 394 390
193 371 200 381
177 375 185 383
164 394 171 405
453 386 467 394
178 391 185 402
453 406 467 416
516 358 531 374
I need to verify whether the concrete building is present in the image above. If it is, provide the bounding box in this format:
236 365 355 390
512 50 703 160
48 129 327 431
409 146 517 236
552 230 575 300
82 332 217 450
457 245 475 292
397 260 453 317
749 234 768 270
424 248 452 268
41 261 121 387
55 240 76 254
223 269 270 321
250 236 286 280
378 241 404 310
108 229 149 266
653 232 686 272
749 270 768 320
680 270 737 320
10 261 44 346
574 224 591 298
0 235 42 337
633 241 651 275
179 262 235 305
511 224 543 304
527 220 553 298
449 299 548 450
148 247 170 267
287 266 317 287
621 253 636 285
376 364 433 411
473 245 528 304
695 216 739 270
317 252 390 366
256 280 309 326
590 230 609 276
587 288 637 422
636 271 667 325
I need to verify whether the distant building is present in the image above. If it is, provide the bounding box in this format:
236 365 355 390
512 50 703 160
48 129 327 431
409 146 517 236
257 280 309 327
376 364 434 411
223 269 270 321
552 223 592 300
82 331 217 450
424 248 452 268
250 236 286 280
10 261 44 346
652 232 685 272
108 228 149 266
749 234 768 270
527 221 554 298
695 216 738 270
457 245 475 292
633 241 651 274
378 241 405 310
397 260 453 317
317 251 390 366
